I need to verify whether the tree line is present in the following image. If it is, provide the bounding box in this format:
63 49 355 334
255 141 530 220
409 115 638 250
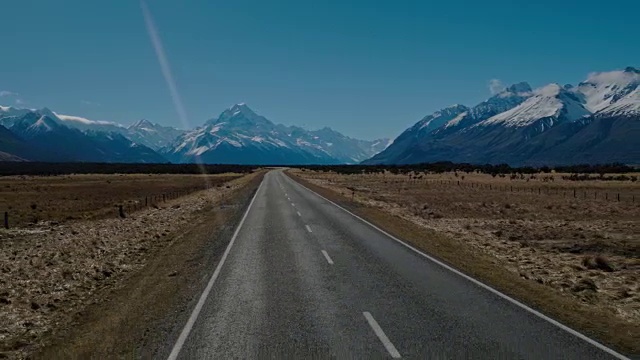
292 162 638 177
0 162 258 176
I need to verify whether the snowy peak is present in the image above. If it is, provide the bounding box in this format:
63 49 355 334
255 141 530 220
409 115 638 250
481 83 589 127
466 82 534 123
208 103 273 128
129 119 155 129
29 115 61 132
166 105 388 164
576 67 640 113
414 104 469 132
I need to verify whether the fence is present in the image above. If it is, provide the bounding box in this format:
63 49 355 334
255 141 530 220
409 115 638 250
308 173 639 204
2 183 217 229
392 178 638 203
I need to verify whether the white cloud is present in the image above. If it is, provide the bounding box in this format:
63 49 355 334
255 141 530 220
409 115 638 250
488 79 505 95
15 99 26 105
82 100 101 106
55 113 120 126
0 90 18 97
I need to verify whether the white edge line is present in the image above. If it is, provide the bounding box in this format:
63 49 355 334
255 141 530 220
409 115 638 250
321 250 334 265
363 311 401 358
284 172 630 360
305 224 312 233
167 178 264 360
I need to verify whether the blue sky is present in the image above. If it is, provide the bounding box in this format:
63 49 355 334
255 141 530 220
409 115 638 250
0 0 637 140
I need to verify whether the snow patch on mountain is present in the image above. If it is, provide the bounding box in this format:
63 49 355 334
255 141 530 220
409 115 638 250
597 88 640 116
444 111 469 128
481 84 589 127
417 104 469 131
577 67 640 113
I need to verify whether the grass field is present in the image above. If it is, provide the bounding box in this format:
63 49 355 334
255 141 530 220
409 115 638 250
290 169 640 353
0 171 260 359
0 173 242 228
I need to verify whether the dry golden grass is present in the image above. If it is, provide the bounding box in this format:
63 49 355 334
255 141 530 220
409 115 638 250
0 173 242 228
289 169 640 355
0 172 262 359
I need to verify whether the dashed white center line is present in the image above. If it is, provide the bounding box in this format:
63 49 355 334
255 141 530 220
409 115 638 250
291 202 295 207
296 211 301 217
305 225 312 233
363 312 401 358
321 250 334 265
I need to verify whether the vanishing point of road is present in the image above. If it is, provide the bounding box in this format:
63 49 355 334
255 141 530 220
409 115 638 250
167 170 628 359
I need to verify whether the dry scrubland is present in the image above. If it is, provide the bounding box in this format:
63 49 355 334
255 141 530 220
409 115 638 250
0 172 255 359
0 173 242 228
291 169 640 351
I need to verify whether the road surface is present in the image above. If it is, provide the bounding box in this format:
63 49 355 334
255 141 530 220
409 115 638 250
170 170 625 359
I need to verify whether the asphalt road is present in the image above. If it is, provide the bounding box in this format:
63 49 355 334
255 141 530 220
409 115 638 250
170 170 626 359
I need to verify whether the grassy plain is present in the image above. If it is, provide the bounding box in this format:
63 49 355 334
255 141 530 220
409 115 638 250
0 171 257 359
0 173 241 228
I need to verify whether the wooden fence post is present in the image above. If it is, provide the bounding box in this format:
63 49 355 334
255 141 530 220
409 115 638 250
617 193 620 202
118 205 125 218
4 211 8 229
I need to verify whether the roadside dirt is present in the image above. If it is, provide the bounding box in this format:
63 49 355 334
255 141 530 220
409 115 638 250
0 171 264 359
288 170 640 356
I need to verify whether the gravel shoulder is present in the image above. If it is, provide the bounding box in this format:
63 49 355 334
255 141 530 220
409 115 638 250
0 171 264 359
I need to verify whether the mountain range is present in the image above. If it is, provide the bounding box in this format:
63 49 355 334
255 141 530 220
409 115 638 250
0 104 389 164
366 67 640 166
161 104 390 165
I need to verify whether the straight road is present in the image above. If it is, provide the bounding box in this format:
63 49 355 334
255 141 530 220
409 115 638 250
170 170 626 359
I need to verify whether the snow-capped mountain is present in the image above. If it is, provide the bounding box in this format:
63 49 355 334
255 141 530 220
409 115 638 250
365 67 639 166
126 119 185 150
478 84 590 128
1 103 384 164
163 104 387 165
576 67 640 115
53 114 184 150
0 109 166 163
367 82 535 164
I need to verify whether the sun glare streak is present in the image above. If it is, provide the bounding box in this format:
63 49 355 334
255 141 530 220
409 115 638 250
140 0 210 180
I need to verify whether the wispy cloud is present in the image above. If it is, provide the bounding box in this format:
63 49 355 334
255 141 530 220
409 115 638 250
0 90 18 97
15 99 26 105
488 79 505 95
82 100 101 106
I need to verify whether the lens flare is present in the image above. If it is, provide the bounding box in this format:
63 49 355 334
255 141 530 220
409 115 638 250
140 0 210 180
